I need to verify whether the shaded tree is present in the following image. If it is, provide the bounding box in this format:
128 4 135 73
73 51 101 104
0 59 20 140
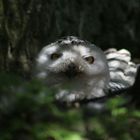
0 0 140 75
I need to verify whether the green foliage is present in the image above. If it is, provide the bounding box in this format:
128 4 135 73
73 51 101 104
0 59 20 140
0 73 140 140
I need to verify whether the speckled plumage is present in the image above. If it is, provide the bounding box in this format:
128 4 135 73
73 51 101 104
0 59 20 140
35 36 138 102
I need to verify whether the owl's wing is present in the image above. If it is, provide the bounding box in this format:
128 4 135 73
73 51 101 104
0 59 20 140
105 48 138 94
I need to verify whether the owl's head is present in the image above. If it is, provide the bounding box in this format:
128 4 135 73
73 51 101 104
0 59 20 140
36 36 109 86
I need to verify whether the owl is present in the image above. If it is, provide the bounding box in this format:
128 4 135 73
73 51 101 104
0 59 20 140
35 36 138 102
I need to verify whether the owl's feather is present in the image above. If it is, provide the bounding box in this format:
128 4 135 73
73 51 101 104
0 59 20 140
35 36 138 103
105 48 138 93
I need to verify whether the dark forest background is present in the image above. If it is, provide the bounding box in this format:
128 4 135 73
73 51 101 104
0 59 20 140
0 0 140 140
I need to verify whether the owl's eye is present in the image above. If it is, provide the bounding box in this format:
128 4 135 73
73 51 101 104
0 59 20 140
84 56 94 64
50 53 62 60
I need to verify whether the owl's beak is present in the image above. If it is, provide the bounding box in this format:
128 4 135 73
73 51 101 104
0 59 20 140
64 63 80 78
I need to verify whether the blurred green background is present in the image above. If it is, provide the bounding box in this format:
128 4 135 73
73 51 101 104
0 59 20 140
0 0 140 140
